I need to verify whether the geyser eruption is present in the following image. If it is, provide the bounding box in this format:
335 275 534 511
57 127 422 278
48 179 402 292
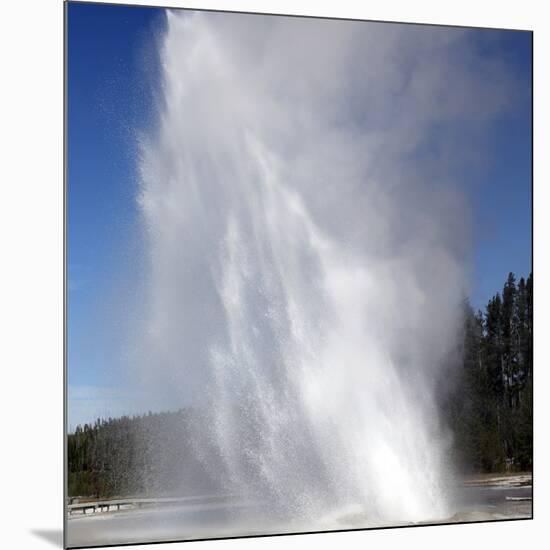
136 11 506 528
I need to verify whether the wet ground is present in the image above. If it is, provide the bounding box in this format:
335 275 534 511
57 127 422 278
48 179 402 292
66 473 532 548
446 473 532 523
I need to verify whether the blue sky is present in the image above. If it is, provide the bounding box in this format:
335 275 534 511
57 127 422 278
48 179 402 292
67 3 162 392
66 2 532 426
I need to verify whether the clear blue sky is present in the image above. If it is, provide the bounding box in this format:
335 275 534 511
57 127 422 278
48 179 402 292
66 2 532 423
67 3 164 393
469 30 532 308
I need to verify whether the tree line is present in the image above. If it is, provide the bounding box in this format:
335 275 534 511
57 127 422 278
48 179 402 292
68 271 533 497
444 272 532 473
67 409 220 498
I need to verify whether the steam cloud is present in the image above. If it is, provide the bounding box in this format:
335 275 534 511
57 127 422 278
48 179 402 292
135 10 512 526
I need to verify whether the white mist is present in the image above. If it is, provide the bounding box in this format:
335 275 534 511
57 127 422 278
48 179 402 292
136 10 511 529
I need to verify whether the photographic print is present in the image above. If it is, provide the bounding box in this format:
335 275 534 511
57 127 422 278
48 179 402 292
65 2 533 547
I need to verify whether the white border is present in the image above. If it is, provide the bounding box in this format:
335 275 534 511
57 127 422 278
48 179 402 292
0 1 546 549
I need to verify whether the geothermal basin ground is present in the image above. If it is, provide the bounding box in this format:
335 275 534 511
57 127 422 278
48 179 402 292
66 473 532 548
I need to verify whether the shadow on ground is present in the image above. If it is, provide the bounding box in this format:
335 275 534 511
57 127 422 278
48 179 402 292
30 529 63 548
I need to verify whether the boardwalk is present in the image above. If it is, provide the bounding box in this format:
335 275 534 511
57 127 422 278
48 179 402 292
68 494 234 516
